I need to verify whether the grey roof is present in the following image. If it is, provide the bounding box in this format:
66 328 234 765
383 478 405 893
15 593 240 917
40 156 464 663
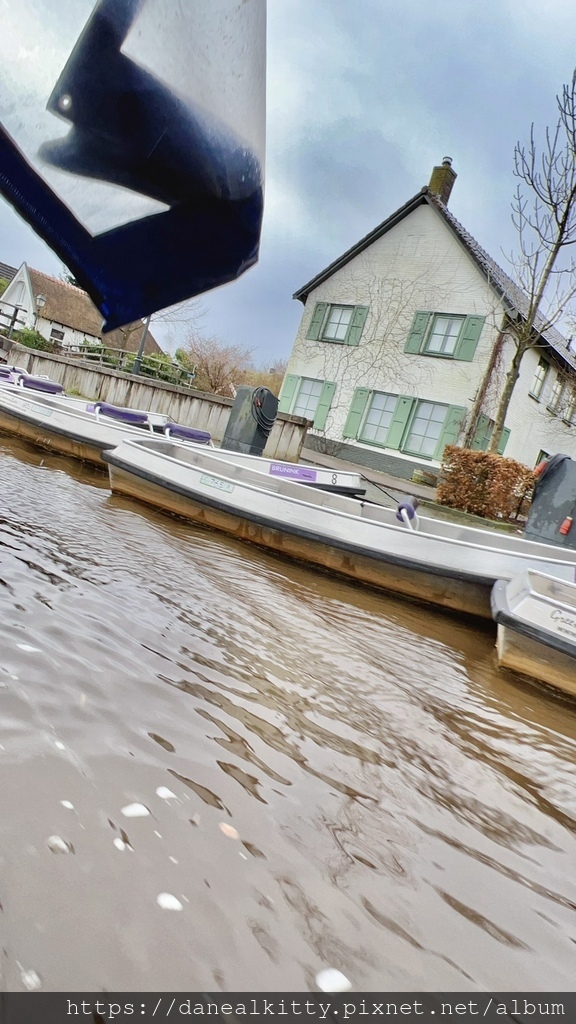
294 188 576 374
0 262 17 283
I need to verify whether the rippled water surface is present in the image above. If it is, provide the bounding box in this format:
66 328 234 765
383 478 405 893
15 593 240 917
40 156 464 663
0 436 575 992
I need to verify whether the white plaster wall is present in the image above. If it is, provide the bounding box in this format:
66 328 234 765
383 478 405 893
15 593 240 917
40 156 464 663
504 344 576 466
285 204 507 455
36 318 100 350
285 203 576 468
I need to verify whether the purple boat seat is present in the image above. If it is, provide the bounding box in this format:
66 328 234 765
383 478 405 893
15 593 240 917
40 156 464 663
22 376 64 394
93 402 150 426
164 423 212 444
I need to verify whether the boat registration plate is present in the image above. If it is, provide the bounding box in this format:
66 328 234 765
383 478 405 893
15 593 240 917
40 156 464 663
199 474 234 494
1 393 53 417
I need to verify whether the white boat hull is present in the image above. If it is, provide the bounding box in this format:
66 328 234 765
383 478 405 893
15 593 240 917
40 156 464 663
491 573 576 697
0 387 164 465
103 438 576 620
495 627 576 698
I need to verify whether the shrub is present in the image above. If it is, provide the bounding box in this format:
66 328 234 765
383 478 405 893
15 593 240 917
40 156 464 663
15 328 55 352
437 446 535 522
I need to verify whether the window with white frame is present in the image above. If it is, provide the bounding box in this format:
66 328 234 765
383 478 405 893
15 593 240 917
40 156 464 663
345 389 464 460
405 310 485 362
547 377 564 414
563 390 576 424
306 301 368 347
530 357 549 399
50 328 65 341
322 305 353 342
424 315 464 356
360 392 398 444
404 401 449 456
292 377 324 419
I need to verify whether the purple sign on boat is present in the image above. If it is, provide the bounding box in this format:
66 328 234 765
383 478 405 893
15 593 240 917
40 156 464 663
269 464 317 481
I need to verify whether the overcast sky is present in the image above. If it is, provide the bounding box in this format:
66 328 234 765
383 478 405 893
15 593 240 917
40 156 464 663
2 0 576 365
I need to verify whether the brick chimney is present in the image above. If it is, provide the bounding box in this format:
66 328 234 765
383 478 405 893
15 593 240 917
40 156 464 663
428 157 457 205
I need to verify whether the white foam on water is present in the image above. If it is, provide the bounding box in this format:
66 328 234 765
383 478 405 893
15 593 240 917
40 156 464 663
46 835 73 854
21 968 42 991
156 893 183 911
315 968 352 992
121 803 150 818
156 787 177 800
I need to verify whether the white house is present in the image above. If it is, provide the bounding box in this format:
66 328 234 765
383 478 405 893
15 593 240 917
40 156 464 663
279 158 576 479
0 262 163 356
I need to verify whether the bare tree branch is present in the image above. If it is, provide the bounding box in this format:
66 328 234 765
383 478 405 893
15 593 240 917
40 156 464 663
487 69 576 451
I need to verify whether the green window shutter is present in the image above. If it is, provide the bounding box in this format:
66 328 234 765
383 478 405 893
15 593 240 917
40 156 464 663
313 381 336 431
278 374 300 414
433 405 466 460
454 315 485 361
305 302 328 340
471 412 491 450
385 396 414 449
345 305 369 346
497 427 511 455
404 311 431 353
342 387 370 438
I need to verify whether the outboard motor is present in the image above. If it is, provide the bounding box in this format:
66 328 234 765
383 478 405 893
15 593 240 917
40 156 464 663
524 454 576 549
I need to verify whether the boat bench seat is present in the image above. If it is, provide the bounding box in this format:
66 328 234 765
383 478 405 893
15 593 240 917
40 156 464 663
93 402 150 426
21 376 64 394
164 423 212 445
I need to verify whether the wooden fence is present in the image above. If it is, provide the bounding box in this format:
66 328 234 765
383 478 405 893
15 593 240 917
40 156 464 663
57 342 195 387
0 302 26 338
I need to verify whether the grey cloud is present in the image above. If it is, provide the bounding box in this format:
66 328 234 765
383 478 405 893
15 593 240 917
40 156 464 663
2 0 576 362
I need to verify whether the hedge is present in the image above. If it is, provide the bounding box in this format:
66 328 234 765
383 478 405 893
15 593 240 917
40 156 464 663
437 446 535 522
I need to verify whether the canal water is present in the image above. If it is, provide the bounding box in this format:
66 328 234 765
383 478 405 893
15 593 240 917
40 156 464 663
0 435 575 992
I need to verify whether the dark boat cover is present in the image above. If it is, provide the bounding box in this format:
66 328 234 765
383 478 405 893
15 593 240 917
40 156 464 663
0 0 265 330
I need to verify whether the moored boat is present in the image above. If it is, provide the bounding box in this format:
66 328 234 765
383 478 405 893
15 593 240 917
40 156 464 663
0 383 212 465
102 436 576 620
0 381 364 494
491 572 576 698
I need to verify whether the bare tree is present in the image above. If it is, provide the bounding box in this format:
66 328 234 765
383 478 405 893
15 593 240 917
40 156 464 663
243 359 288 395
486 70 576 452
175 334 255 394
115 298 207 352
